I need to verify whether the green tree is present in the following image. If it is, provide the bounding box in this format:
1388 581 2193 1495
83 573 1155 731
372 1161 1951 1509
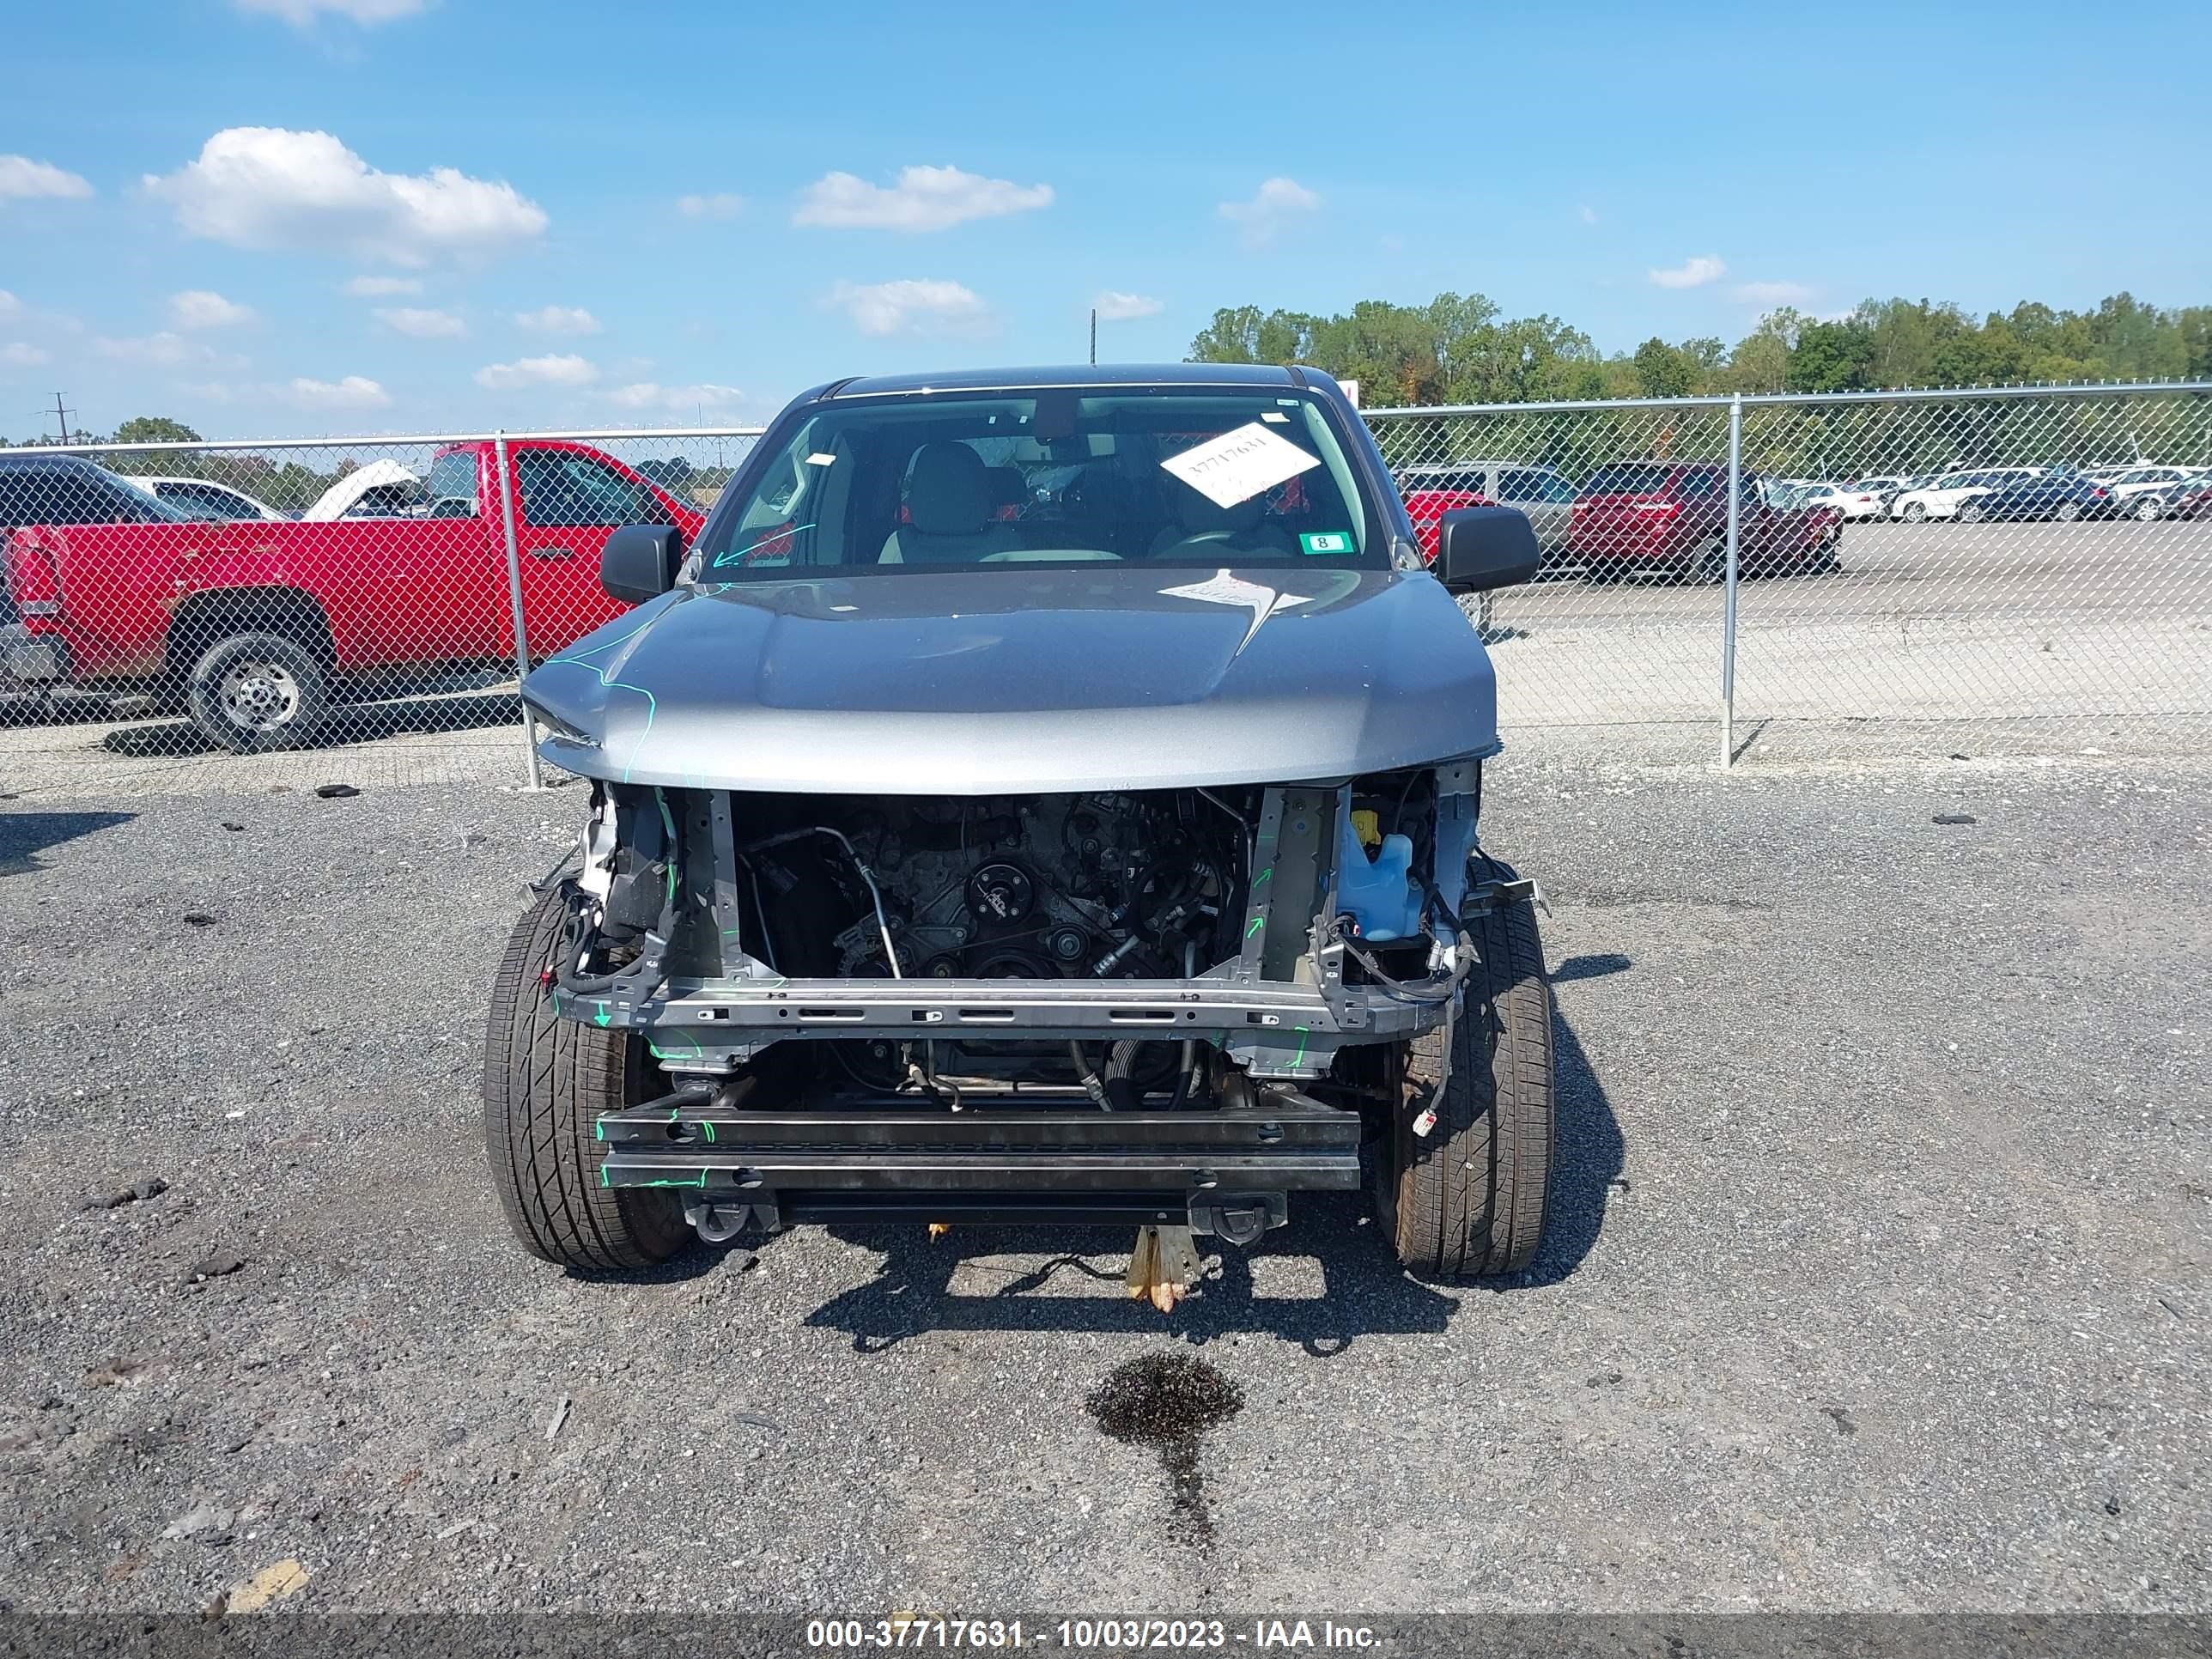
1632 337 1700 398
112 416 203 445
1787 319 1875 392
1191 289 2209 404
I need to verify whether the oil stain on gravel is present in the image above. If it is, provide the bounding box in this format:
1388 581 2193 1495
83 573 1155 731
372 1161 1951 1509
1086 1352 1243 1547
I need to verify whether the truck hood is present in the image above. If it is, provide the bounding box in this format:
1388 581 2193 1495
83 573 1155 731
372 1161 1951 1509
523 564 1500 794
301 459 418 522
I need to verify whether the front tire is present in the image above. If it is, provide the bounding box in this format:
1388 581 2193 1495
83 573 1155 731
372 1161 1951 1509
1957 501 1985 524
2134 496 2164 522
1901 501 1928 522
2054 501 2082 523
1385 860 1556 1279
482 885 693 1272
185 630 329 755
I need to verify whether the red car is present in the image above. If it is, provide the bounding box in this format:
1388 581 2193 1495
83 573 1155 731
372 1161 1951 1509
3 440 702 751
2159 480 2212 521
1568 461 1841 581
1398 466 1494 562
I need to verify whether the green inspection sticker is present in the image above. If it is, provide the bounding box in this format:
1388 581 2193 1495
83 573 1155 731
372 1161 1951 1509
1299 531 1353 555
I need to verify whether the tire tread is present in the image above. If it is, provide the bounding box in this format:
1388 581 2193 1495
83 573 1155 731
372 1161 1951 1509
481 887 690 1272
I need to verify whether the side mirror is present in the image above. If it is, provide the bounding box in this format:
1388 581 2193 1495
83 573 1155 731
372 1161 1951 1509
1435 505 1540 592
599 523 684 605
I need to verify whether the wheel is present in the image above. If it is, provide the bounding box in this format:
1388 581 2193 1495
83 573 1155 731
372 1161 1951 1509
1384 859 1555 1279
1678 538 1726 585
2133 495 2164 522
1957 500 1984 524
185 630 329 755
482 884 694 1272
1809 522 1843 574
1901 501 1928 522
2054 501 2082 523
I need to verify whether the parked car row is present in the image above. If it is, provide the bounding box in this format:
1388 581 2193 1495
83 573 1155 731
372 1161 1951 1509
1843 462 2211 523
115 464 431 524
1400 459 1841 581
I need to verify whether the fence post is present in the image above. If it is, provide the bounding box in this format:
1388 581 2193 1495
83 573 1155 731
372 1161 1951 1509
494 430 544 791
1720 393 1743 770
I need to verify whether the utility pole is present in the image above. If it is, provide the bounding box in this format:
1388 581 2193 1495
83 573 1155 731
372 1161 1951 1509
1089 309 1097 367
50 392 75 444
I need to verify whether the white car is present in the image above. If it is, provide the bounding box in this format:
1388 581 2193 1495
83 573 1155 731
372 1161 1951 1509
1889 467 2046 522
1795 481 1886 520
2100 465 2198 520
121 474 287 522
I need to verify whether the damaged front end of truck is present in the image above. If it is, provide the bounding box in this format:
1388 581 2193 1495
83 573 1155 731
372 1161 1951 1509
535 763 1490 1247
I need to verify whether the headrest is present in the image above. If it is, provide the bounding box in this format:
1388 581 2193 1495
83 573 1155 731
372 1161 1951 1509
906 442 993 536
1170 477 1265 535
986 465 1028 510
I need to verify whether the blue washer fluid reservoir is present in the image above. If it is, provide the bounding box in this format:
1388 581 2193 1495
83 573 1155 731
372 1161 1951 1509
1334 794 1425 942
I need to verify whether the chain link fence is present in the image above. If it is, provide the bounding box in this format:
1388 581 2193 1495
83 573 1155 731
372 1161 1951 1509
3 385 2209 796
1370 382 2212 763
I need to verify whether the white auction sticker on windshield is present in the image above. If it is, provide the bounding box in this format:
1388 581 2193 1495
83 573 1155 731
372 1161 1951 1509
1160 422 1321 508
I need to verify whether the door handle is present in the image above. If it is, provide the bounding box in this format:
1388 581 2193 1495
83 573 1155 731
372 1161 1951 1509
528 544 575 561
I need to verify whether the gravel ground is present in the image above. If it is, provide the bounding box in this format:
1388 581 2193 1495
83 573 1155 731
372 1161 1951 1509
0 743 2206 1616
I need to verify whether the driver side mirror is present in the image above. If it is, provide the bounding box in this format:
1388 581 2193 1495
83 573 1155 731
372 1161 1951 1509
1435 506 1540 592
600 523 685 605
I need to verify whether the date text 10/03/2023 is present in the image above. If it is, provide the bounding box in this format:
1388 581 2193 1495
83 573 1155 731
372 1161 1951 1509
803 1620 1382 1650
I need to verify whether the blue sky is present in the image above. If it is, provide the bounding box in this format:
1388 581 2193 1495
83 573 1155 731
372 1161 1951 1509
2 0 2207 439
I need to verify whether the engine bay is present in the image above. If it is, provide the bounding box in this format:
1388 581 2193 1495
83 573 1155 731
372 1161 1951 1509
550 769 1484 1100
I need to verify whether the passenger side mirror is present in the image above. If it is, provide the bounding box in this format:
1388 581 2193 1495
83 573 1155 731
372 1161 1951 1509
599 523 685 605
1435 506 1540 592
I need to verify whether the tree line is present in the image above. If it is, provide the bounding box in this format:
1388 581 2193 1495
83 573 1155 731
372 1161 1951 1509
1188 292 2212 405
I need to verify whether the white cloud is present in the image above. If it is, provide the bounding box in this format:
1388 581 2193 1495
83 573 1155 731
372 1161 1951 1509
1579 204 1599 225
1218 177 1321 248
1649 255 1727 289
94 331 242 369
513 305 600 336
609 382 744 411
0 290 16 315
374 306 465 338
824 278 988 337
342 274 422 296
0 156 94 204
234 0 428 24
795 165 1053 233
1731 280 1815 307
1094 290 1164 322
2 342 51 368
277 374 391 410
167 289 256 330
474 353 598 389
678 192 743 220
144 128 548 267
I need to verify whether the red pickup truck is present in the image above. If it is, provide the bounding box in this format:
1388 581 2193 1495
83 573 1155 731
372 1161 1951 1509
1569 461 1841 581
3 440 702 751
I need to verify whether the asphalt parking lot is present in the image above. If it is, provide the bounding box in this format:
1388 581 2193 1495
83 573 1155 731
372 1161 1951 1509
1 740 2205 1614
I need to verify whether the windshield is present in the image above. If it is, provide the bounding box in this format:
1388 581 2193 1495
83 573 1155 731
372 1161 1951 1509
692 387 1385 578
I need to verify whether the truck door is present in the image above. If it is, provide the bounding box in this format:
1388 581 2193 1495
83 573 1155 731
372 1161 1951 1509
507 447 663 658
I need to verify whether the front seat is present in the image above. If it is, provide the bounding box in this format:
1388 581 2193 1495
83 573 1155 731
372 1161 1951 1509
1148 477 1298 560
880 443 1019 564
